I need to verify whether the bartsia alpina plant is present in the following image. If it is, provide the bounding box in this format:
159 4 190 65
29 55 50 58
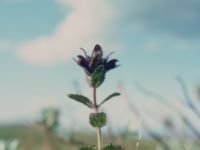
74 44 119 88
68 44 123 150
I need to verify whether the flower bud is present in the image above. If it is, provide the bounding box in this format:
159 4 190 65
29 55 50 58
89 112 106 128
92 44 103 58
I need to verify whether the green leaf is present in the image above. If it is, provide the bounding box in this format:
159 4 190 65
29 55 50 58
98 92 121 107
68 94 93 109
91 65 105 88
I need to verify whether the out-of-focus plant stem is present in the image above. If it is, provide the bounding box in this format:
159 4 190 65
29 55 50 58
118 82 170 150
93 87 103 150
97 127 102 150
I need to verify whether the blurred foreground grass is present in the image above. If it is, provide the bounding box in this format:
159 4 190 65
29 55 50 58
0 124 156 150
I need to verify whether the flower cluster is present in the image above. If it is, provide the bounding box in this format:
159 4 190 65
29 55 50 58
74 44 119 77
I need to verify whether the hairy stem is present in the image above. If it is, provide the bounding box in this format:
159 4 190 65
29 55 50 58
93 87 98 113
93 87 103 150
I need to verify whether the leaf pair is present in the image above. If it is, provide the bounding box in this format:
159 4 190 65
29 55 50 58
68 92 120 109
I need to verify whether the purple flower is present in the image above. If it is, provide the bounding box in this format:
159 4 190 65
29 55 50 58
74 44 119 76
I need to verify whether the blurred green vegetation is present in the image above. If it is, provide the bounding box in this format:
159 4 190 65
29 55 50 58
1 81 200 150
0 124 156 150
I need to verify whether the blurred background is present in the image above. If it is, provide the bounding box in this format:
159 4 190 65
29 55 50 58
0 0 200 149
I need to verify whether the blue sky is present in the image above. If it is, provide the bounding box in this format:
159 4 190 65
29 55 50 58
1 0 200 131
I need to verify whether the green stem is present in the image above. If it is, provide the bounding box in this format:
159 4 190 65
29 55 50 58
97 127 102 150
93 87 103 150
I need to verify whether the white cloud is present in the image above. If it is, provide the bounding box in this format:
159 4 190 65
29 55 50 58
16 0 200 65
17 0 116 65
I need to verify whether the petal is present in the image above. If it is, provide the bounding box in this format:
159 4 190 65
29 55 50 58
89 44 104 71
77 55 89 66
91 44 103 58
89 55 103 72
93 44 102 53
75 55 92 75
104 59 119 72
